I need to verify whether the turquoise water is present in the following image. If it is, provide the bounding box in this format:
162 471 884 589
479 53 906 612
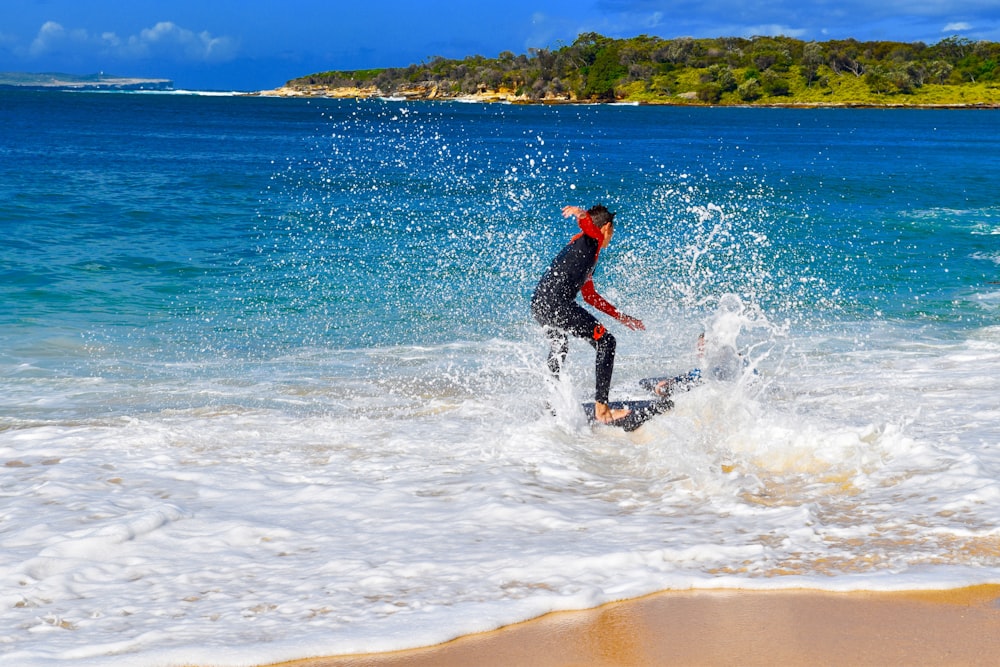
4 94 997 359
2 91 999 665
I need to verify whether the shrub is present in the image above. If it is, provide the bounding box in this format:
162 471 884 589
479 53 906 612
738 78 762 101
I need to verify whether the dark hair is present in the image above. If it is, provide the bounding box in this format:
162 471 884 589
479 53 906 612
588 204 616 227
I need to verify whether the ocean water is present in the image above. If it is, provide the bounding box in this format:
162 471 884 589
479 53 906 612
1 90 999 665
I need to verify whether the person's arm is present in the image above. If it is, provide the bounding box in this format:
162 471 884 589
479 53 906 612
581 278 645 330
562 205 602 241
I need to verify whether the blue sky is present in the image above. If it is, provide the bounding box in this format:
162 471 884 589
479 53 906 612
2 0 998 90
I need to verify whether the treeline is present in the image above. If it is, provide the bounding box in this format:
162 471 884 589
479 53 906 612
288 33 1000 103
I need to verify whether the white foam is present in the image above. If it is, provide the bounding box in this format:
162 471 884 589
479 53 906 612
2 320 1000 665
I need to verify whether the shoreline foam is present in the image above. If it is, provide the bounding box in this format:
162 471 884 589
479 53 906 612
262 586 1000 667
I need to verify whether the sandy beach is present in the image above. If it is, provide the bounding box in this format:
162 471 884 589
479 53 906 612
263 586 1000 667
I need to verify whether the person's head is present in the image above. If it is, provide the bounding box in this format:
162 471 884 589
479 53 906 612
588 204 616 248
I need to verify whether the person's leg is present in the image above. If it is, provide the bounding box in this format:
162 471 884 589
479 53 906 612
588 324 617 405
558 306 629 423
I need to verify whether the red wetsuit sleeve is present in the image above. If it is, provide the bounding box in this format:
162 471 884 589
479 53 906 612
581 278 623 321
576 212 603 241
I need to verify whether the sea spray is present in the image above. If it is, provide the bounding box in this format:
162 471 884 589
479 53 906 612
4 94 1000 666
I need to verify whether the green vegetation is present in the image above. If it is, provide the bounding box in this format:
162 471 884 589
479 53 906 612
286 34 1000 106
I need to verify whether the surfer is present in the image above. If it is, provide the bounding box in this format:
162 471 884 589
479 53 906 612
531 204 645 423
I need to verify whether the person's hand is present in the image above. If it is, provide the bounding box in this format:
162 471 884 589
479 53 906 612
620 315 645 331
562 205 586 219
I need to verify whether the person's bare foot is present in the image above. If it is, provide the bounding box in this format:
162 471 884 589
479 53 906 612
594 401 631 423
654 379 674 397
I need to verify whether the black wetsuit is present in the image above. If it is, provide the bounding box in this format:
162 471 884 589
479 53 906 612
531 220 622 404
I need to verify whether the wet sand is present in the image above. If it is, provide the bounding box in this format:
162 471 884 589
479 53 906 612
263 586 1000 667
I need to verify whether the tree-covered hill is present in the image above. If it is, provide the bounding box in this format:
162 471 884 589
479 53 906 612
279 33 1000 106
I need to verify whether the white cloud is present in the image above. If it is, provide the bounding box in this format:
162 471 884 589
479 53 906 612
23 20 238 63
942 22 973 32
29 21 89 57
741 24 809 39
122 22 238 62
644 12 665 28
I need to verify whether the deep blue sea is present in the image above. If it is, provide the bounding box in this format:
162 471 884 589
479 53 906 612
2 90 999 665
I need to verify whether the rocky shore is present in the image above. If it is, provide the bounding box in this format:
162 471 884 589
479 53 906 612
252 83 568 104
251 82 1000 108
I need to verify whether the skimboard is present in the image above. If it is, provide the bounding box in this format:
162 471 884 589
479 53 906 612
638 369 703 397
581 398 674 432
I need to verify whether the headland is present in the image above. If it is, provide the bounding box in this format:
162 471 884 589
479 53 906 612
253 34 1000 108
0 72 174 91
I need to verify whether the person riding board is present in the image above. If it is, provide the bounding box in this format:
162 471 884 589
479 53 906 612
531 204 645 423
